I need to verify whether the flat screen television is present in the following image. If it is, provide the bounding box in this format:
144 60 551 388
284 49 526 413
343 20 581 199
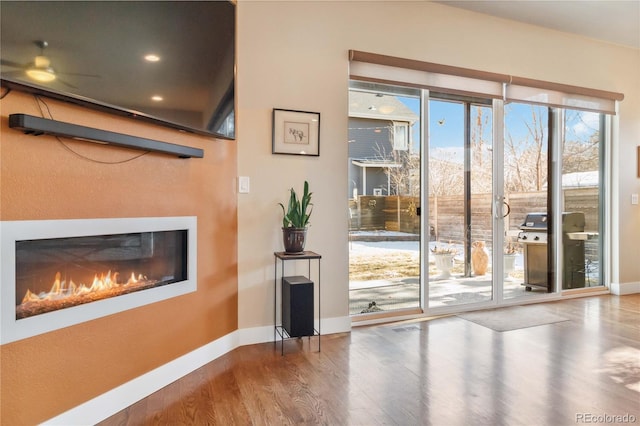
1 1 236 140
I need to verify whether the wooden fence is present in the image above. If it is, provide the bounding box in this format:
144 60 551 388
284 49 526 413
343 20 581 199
349 188 600 244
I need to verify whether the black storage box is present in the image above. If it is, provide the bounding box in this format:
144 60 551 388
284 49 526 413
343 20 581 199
282 276 314 337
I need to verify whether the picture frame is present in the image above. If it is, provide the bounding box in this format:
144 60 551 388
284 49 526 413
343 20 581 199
272 108 320 156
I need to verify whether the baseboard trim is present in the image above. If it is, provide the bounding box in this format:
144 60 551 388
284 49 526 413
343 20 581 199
44 331 240 425
318 315 352 335
610 281 640 295
44 316 351 425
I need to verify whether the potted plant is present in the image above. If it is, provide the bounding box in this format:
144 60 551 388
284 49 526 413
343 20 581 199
431 243 457 279
503 240 519 280
278 181 313 254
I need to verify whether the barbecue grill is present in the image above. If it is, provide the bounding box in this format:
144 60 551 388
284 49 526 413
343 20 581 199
517 212 586 291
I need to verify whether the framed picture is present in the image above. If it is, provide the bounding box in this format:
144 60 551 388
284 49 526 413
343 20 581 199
272 108 320 156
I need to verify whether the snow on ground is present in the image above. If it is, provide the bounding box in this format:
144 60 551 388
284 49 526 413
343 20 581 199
350 238 525 268
350 240 471 265
349 240 419 255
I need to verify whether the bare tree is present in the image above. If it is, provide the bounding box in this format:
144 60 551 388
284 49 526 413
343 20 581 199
470 106 493 194
372 123 423 197
504 104 548 192
371 104 600 199
373 136 410 196
562 110 600 173
428 152 464 196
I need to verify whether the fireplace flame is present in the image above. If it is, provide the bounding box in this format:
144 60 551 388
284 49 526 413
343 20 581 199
22 270 136 303
18 270 157 319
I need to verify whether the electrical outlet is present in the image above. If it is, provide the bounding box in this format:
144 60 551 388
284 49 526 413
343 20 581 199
238 176 250 194
632 193 638 205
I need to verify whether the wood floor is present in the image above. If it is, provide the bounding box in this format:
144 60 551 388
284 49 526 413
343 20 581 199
100 295 640 426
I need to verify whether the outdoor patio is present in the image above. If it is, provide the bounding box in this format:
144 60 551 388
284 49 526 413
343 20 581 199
349 234 533 315
349 274 534 315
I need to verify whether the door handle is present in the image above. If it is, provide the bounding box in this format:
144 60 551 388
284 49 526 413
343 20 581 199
502 201 511 218
495 199 511 218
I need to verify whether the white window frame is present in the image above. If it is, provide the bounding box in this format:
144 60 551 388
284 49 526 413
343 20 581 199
393 121 409 151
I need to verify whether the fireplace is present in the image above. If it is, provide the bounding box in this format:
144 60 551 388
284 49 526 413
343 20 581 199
1 217 197 343
16 229 189 319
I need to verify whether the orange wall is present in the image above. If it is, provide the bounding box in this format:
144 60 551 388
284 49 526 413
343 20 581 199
0 91 238 424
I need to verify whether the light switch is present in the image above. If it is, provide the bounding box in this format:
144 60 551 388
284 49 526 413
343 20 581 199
632 193 638 205
238 176 250 194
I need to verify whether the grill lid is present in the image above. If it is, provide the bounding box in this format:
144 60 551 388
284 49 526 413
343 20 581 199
519 212 586 232
520 213 548 230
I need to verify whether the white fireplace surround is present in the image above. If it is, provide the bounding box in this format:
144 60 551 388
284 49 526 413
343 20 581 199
0 216 197 344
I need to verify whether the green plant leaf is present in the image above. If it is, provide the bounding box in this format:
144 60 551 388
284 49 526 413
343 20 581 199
278 181 312 228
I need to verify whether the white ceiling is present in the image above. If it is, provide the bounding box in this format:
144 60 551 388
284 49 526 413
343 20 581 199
436 0 640 49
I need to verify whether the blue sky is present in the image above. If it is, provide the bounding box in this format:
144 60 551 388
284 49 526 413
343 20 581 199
397 95 598 163
398 96 487 154
397 97 557 152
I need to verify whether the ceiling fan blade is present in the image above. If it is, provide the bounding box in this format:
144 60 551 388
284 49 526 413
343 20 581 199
58 71 101 78
1 58 27 68
57 78 77 89
0 70 26 79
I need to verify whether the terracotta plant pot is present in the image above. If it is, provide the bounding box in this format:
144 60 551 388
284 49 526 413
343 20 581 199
471 241 489 275
282 227 307 254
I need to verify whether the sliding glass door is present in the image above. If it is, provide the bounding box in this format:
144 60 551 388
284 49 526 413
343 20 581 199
425 98 609 312
559 109 606 289
348 81 611 319
425 96 570 311
502 103 551 299
427 96 496 309
348 82 422 315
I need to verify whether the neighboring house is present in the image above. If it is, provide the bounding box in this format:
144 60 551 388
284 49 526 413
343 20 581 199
348 91 419 197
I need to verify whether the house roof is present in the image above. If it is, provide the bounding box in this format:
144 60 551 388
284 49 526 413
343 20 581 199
352 159 401 168
349 91 419 123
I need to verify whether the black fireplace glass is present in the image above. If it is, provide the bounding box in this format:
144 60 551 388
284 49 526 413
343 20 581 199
15 230 188 319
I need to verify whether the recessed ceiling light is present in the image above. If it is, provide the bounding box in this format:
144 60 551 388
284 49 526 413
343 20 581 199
144 54 161 62
151 95 163 102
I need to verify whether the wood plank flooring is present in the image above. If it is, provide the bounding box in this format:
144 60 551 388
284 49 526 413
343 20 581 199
100 295 640 426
